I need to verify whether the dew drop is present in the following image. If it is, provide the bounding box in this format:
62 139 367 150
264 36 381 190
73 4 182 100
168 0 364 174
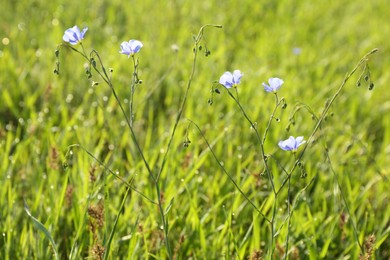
2 38 10 45
51 19 59 26
65 94 73 103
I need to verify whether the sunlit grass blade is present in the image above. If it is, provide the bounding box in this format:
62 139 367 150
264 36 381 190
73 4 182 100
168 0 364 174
24 200 59 260
103 187 132 260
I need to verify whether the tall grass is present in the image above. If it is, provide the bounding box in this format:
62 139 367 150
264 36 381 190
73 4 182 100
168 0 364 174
1 0 390 259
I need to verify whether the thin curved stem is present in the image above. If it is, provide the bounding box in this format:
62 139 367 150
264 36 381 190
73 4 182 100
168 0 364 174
66 144 157 205
156 24 222 182
188 119 271 224
226 90 276 194
277 48 378 195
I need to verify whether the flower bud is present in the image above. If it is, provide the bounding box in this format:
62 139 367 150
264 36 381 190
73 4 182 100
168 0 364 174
91 58 96 68
183 139 191 148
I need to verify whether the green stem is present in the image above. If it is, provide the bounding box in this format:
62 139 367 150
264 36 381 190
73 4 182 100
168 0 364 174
156 24 222 182
226 90 276 194
129 55 138 127
277 48 378 195
188 119 271 224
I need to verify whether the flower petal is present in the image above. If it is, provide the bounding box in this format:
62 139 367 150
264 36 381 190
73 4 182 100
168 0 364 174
81 27 88 38
232 70 243 84
279 136 305 151
63 25 87 45
262 83 273 92
270 77 284 91
219 71 233 88
278 140 292 151
119 42 130 54
295 136 306 147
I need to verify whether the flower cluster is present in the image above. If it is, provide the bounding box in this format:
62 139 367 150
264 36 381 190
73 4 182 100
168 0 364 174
218 68 304 152
63 25 305 153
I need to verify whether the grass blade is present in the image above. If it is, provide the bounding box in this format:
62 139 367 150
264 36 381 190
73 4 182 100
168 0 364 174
24 200 59 260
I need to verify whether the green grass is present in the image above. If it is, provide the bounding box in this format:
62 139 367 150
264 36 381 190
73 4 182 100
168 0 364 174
1 0 390 259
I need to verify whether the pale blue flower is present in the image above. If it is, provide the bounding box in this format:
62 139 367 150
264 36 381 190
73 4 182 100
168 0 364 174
278 136 305 151
63 25 88 45
219 70 243 89
120 40 143 57
293 47 301 55
262 77 284 93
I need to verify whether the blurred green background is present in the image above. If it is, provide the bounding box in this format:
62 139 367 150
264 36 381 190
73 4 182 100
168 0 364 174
1 0 389 258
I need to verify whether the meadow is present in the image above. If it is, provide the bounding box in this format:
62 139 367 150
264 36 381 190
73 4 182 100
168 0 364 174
1 0 390 259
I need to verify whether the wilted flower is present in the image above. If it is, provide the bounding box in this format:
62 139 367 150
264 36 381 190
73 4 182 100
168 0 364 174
278 136 305 151
263 77 284 93
219 70 243 89
120 40 143 57
63 25 88 45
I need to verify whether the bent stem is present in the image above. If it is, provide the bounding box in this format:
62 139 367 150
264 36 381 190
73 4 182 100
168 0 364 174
66 144 157 205
89 51 174 257
324 147 364 254
156 24 222 182
277 48 378 254
60 44 176 256
60 26 223 258
226 90 276 194
278 48 378 195
188 119 271 224
226 89 285 258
